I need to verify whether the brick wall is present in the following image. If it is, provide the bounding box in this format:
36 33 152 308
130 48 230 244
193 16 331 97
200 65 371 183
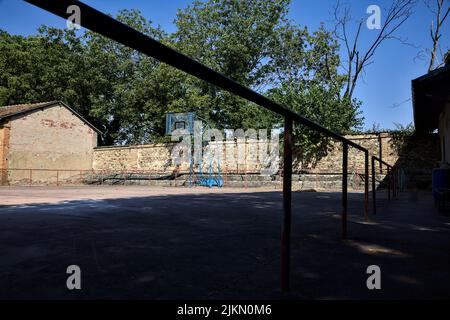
3 104 98 185
0 121 10 184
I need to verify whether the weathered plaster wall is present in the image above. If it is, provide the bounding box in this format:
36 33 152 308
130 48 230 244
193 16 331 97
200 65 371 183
4 104 97 185
0 121 10 184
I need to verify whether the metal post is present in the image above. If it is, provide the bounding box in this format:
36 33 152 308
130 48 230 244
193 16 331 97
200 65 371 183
245 171 248 189
397 168 399 195
387 166 391 200
393 167 396 198
56 170 59 187
397 168 400 193
174 168 178 187
281 117 293 292
371 156 376 214
392 167 396 198
391 167 394 198
364 151 369 222
396 167 399 195
342 142 348 240
378 134 383 174
29 169 32 187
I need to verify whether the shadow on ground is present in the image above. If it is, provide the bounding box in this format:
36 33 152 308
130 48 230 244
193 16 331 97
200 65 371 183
0 189 449 299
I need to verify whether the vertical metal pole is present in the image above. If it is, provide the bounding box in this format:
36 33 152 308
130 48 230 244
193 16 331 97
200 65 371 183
392 167 395 198
364 151 369 222
396 167 399 195
29 169 32 187
245 171 248 189
387 166 391 200
392 167 396 198
378 134 383 174
56 170 59 187
397 168 400 194
281 117 293 292
391 167 394 198
342 142 348 240
371 157 376 214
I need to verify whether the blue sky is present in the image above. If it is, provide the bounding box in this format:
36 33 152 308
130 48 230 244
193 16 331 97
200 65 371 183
0 0 449 130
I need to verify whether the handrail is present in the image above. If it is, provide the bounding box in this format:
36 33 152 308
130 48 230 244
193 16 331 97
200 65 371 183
24 0 374 293
371 155 401 214
372 155 392 168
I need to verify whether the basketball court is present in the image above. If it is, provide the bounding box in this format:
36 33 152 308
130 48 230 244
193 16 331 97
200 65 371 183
1 186 449 299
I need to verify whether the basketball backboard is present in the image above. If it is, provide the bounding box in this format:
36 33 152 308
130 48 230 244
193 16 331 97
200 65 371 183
165 112 195 135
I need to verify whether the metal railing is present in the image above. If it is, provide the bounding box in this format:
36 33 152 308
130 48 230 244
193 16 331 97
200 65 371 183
24 0 402 292
2 167 382 189
371 156 403 214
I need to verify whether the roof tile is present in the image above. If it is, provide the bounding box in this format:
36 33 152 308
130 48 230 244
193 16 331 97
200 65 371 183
0 101 56 118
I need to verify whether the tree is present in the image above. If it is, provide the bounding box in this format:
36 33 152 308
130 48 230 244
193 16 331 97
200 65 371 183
82 9 167 144
424 0 450 71
1 1 364 155
0 27 87 108
171 0 296 131
333 0 416 99
171 0 363 164
0 10 168 145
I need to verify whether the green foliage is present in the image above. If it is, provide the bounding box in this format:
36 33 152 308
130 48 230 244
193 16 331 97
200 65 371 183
82 9 167 144
0 27 87 109
390 122 415 153
270 81 363 166
0 1 364 157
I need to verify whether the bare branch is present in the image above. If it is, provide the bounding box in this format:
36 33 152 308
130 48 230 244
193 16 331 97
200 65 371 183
427 0 450 71
333 0 416 99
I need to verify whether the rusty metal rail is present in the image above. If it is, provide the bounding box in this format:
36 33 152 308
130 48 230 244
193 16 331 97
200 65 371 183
24 0 389 292
2 167 376 189
371 156 400 214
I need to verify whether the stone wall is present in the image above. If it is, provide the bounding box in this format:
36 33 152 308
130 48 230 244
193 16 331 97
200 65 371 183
92 140 272 173
305 133 396 173
395 133 440 188
93 133 397 174
93 143 176 172
92 132 439 189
